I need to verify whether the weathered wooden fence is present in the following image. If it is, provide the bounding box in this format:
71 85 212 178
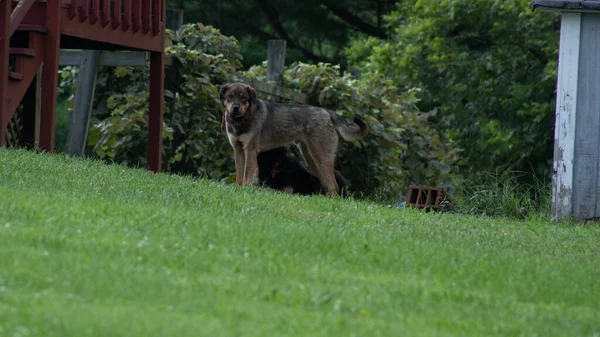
236 39 361 104
236 39 309 104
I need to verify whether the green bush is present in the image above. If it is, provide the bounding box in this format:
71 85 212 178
346 0 559 181
242 62 458 201
60 23 243 180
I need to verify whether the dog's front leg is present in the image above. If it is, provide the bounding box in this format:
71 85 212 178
233 141 246 186
242 138 260 186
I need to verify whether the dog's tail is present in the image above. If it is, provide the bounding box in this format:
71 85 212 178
330 111 369 142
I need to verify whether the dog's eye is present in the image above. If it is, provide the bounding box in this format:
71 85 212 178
227 94 233 99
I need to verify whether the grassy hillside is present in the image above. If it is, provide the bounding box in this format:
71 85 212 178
0 148 598 337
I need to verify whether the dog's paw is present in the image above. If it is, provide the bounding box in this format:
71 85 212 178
241 176 261 187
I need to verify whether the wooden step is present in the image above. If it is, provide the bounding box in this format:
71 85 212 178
15 24 48 34
9 48 36 57
8 72 24 81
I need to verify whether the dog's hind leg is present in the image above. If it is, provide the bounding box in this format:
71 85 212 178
300 142 320 176
305 142 339 197
318 164 340 198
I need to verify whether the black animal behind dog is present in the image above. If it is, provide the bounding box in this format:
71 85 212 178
257 146 348 197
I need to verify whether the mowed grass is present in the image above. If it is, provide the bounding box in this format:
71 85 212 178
0 149 599 337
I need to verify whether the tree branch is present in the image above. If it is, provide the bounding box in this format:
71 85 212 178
252 0 331 63
320 0 388 39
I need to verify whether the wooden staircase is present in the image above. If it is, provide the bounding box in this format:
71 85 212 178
1 0 166 172
7 26 45 126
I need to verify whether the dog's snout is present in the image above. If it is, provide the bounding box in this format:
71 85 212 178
232 105 240 112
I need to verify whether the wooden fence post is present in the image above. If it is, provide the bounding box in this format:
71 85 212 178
166 8 183 30
66 49 100 156
267 40 286 85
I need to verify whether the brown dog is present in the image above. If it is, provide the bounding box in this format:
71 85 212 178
219 82 368 197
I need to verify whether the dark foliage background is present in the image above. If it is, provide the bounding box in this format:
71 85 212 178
166 0 398 67
58 0 560 209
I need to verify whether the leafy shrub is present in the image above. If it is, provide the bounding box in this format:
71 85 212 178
346 0 559 181
242 61 458 201
60 23 242 180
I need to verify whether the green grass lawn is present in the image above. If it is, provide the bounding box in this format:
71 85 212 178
0 148 599 337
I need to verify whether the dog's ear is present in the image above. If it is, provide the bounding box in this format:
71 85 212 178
219 83 230 104
246 85 256 102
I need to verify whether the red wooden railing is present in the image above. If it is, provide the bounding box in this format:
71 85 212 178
123 0 131 30
9 0 35 35
78 0 87 21
111 0 120 28
101 0 108 26
66 0 162 36
132 0 141 32
89 0 98 24
0 0 38 64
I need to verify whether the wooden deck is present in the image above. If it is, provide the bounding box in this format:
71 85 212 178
1 0 166 172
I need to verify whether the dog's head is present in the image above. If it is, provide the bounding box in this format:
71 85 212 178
219 83 257 119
